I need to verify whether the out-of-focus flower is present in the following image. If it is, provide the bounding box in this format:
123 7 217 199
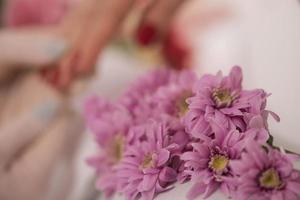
84 96 113 138
120 69 197 125
84 96 132 146
84 96 133 198
153 70 196 118
4 0 76 26
230 141 300 200
117 121 180 200
181 124 248 199
184 66 272 138
120 69 173 118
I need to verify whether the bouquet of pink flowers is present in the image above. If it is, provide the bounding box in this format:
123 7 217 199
84 66 300 200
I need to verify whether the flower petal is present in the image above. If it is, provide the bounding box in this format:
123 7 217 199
159 167 177 183
203 180 220 198
187 182 206 200
139 174 158 192
157 149 170 166
141 187 156 200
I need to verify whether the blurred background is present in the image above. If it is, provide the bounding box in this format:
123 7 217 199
0 0 299 200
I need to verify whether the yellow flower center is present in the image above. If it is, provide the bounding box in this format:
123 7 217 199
109 134 124 163
259 168 282 189
209 154 229 172
141 153 154 169
212 88 233 108
176 91 192 116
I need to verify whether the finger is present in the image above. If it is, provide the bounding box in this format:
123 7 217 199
0 28 68 68
0 100 61 170
162 29 192 70
53 0 105 85
40 0 99 89
56 54 77 90
46 69 60 86
74 0 135 74
61 0 101 38
135 0 186 46
48 69 60 86
163 3 231 69
40 68 59 86
120 0 156 37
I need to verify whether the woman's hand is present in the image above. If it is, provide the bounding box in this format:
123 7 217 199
42 0 188 89
0 27 68 82
0 75 83 200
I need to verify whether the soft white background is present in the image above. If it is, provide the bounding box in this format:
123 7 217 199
70 0 300 199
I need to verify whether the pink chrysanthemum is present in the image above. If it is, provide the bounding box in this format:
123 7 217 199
84 96 132 147
83 67 292 200
121 69 197 124
117 121 181 200
211 111 271 145
84 96 113 139
181 122 250 199
84 96 133 198
184 66 274 138
120 69 173 111
153 70 197 118
143 70 196 158
230 141 300 200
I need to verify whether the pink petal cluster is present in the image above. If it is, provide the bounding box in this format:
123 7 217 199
181 115 275 199
153 70 197 118
184 66 277 137
230 141 300 200
181 125 247 199
117 121 181 200
84 67 300 200
120 69 178 123
85 69 195 199
84 96 133 198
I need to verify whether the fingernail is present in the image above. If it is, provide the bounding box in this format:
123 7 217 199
50 70 59 85
44 69 59 85
135 24 158 46
163 31 190 70
33 100 61 124
40 68 49 78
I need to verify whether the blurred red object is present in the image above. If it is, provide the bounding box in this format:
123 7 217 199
4 0 75 26
162 29 191 70
135 23 158 46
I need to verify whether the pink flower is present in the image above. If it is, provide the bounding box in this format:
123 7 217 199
4 0 76 26
181 123 249 199
230 141 300 200
84 96 132 147
121 69 198 125
84 96 133 198
120 69 173 110
83 67 290 200
244 115 271 144
120 69 174 124
184 66 273 138
117 121 181 200
84 96 113 138
153 70 197 118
